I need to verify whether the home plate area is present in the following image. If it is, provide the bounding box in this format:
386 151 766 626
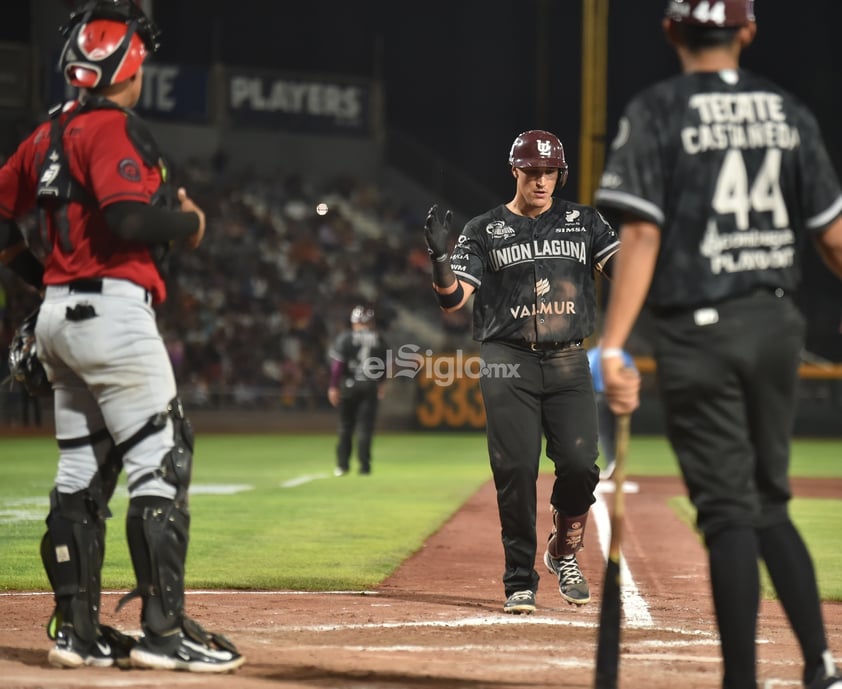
1 475 839 688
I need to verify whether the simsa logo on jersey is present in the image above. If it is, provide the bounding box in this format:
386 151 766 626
359 345 520 387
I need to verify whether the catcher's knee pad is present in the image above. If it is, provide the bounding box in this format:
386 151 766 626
40 487 107 642
547 508 589 559
124 495 190 636
128 397 194 502
57 426 120 511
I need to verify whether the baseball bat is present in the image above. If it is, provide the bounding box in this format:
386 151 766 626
594 412 631 689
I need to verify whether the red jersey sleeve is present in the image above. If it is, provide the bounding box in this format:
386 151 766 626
0 128 42 220
78 111 160 208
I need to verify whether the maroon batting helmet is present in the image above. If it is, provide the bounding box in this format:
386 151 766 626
59 0 161 89
665 0 755 27
508 130 569 188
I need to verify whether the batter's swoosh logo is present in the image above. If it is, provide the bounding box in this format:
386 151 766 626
95 640 111 656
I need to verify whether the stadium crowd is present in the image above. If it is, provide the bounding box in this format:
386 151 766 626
0 155 471 419
3 154 838 424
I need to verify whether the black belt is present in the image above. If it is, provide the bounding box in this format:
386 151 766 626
63 278 151 303
67 278 103 293
650 286 787 317
503 339 583 352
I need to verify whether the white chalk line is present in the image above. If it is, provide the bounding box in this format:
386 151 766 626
591 487 654 629
595 480 640 494
279 473 330 487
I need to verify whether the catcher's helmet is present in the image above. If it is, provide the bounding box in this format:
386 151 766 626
59 0 161 89
508 130 569 188
665 0 754 27
350 305 374 325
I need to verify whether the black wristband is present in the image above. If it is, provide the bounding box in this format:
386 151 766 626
8 250 44 289
434 282 464 309
431 254 456 288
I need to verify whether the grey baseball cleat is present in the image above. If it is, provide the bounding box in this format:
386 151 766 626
503 589 536 615
544 551 591 605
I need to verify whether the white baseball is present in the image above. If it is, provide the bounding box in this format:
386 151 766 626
316 202 329 216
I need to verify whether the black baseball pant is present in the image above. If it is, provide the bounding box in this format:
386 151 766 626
480 341 599 596
652 290 834 688
652 289 804 538
336 386 379 473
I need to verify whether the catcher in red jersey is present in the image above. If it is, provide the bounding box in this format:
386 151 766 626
0 0 243 674
594 1 842 687
424 130 620 615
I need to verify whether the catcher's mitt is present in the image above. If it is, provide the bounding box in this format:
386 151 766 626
7 308 51 396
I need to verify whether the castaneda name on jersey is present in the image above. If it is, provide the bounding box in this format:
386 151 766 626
682 92 800 153
488 239 587 272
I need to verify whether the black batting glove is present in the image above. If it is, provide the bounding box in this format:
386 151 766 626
424 204 452 262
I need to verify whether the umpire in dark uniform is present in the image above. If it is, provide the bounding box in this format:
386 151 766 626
595 1 842 687
424 130 620 614
328 305 388 476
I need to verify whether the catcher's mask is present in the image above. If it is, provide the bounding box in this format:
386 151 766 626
350 305 374 325
7 310 52 397
59 0 161 89
508 130 569 188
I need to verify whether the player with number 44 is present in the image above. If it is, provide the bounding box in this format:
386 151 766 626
594 1 842 689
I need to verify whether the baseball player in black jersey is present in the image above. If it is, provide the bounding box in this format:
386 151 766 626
424 130 620 614
594 2 842 688
328 305 388 476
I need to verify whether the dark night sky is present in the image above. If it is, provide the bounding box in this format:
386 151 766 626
12 1 842 202
144 0 842 202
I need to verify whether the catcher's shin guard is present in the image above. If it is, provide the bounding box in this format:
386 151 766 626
124 495 190 635
121 398 194 635
547 508 589 558
40 488 107 642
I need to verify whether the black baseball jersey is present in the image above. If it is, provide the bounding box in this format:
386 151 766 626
452 200 619 343
594 69 842 309
329 329 388 391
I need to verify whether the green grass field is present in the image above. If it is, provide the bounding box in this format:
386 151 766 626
1 433 840 599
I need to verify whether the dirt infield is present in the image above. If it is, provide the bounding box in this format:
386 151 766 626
1 475 840 689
